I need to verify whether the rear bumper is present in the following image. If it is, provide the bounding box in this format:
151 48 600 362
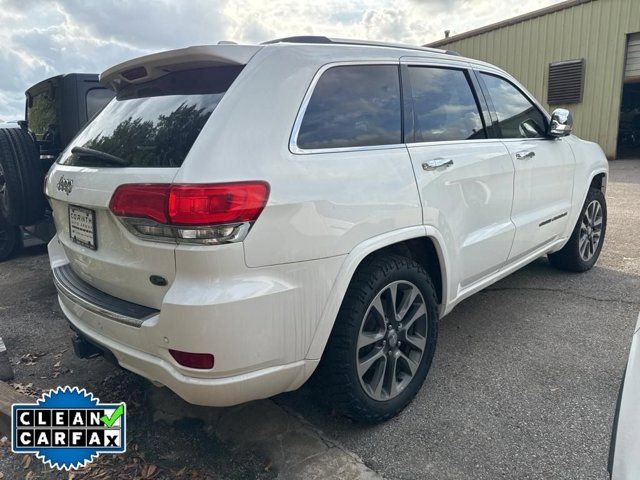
48 234 340 406
58 293 315 406
53 264 158 327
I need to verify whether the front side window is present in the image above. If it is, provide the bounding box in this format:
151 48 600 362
481 73 547 139
409 66 486 142
296 65 401 150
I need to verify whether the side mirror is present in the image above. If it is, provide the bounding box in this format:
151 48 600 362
549 108 573 137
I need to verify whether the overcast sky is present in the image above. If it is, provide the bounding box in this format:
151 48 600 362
0 0 563 120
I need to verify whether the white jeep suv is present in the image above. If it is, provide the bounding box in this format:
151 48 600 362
45 37 608 423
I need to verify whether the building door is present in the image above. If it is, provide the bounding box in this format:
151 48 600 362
617 33 640 159
624 33 640 81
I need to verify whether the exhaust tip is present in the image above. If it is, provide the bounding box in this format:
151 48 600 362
71 334 103 359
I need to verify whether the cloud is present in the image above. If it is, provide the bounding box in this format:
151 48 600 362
0 0 563 120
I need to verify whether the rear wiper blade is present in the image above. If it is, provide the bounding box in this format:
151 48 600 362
71 146 130 166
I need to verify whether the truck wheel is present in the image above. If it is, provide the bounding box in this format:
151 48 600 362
314 255 439 423
548 187 607 272
0 128 45 226
0 220 21 262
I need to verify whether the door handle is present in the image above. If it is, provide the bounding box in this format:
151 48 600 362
515 150 536 160
422 158 454 171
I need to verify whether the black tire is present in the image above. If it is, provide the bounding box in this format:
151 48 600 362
548 187 607 272
314 254 439 423
0 220 21 262
0 127 46 225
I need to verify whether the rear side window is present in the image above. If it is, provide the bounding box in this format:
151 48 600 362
409 67 486 142
86 88 115 120
296 65 401 150
481 73 547 139
59 66 243 168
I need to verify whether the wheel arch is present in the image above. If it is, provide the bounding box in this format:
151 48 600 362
556 166 608 247
578 167 608 223
589 170 607 194
305 226 450 360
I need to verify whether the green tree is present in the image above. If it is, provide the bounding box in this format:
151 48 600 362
84 101 213 167
87 117 156 166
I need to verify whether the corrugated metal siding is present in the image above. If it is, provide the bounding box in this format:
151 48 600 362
625 32 640 80
430 0 640 159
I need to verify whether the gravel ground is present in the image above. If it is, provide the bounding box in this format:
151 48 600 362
276 159 640 479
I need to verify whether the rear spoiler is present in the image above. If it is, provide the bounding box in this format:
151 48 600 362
100 45 262 91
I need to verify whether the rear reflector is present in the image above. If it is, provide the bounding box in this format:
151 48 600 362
110 182 269 226
169 349 215 369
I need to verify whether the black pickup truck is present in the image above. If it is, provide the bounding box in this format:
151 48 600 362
0 74 114 261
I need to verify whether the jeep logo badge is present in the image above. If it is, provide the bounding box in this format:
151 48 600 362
57 176 73 195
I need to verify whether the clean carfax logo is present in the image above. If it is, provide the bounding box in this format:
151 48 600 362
11 386 126 470
56 175 73 195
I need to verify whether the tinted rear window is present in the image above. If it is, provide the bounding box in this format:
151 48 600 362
86 88 115 120
296 65 401 150
27 87 59 138
59 66 242 168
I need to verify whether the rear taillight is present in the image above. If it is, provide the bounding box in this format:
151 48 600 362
168 183 270 225
109 184 170 223
109 182 269 245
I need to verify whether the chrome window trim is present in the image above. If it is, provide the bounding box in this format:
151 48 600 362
498 137 555 143
289 60 405 155
407 138 555 149
288 60 552 153
405 138 507 148
400 56 472 69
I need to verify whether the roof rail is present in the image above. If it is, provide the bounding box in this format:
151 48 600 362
262 36 460 56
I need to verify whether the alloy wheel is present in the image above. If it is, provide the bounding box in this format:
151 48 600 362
356 280 428 401
579 199 603 261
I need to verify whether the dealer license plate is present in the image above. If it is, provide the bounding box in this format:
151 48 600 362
69 205 97 250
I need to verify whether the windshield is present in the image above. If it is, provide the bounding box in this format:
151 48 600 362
59 65 243 168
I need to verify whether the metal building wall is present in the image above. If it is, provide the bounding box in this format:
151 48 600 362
429 0 640 159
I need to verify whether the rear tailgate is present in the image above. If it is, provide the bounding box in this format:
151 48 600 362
47 166 178 309
46 45 259 309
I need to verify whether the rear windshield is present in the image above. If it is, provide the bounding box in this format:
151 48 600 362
27 85 60 139
59 65 243 168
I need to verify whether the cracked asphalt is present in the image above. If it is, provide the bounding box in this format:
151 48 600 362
277 159 640 480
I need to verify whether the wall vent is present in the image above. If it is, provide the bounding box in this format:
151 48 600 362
548 59 584 104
